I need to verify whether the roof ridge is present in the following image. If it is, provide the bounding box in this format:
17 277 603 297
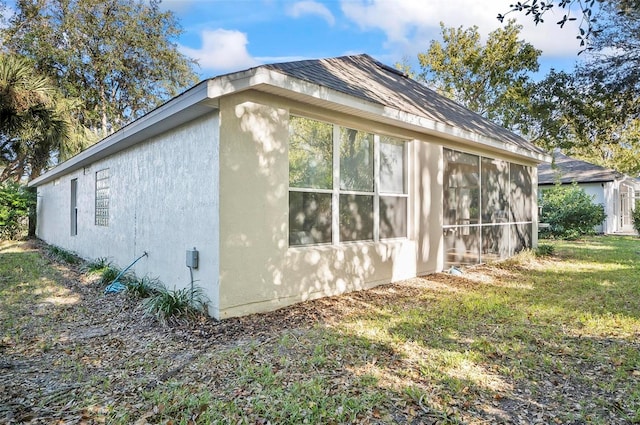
264 53 370 72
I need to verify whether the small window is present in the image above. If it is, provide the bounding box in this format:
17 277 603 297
339 194 374 242
288 191 332 246
380 137 405 194
380 196 407 239
70 179 78 236
379 136 408 239
95 169 110 226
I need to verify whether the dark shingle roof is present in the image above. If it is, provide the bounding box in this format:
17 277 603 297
538 151 622 184
264 54 546 156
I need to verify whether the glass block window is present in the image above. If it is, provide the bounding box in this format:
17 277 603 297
95 168 110 226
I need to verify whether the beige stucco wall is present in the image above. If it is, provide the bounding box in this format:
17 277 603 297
35 88 540 320
218 91 451 318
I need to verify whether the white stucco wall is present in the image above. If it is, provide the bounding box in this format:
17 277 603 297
579 182 607 233
36 113 221 316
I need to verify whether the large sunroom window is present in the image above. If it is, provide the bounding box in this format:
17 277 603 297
443 148 533 266
288 116 407 247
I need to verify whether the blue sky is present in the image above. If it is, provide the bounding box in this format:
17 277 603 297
161 0 585 80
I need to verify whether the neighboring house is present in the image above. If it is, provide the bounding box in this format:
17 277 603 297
538 151 640 234
29 54 549 319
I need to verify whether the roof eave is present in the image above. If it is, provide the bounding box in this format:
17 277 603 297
29 81 215 187
30 66 550 188
240 68 550 163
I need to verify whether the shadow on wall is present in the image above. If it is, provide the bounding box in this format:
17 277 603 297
220 94 419 313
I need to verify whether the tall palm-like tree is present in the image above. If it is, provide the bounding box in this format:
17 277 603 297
0 54 73 181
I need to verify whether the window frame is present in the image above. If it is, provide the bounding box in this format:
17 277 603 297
288 116 409 247
95 168 110 227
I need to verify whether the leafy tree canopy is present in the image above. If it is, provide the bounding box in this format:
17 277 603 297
414 21 540 131
0 53 86 181
526 3 640 175
1 0 198 138
498 0 640 48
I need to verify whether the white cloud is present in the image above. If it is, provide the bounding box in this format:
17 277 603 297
340 0 582 59
180 29 259 75
287 1 335 26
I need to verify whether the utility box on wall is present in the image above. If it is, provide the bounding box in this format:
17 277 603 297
186 248 199 269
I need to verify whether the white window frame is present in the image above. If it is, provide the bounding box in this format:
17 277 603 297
289 116 409 247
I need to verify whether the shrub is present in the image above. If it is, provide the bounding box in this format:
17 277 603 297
83 257 111 274
125 276 160 299
633 200 640 235
540 183 606 239
99 265 125 286
144 285 207 324
535 243 555 257
0 182 35 240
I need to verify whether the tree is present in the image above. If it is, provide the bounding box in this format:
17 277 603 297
498 0 640 48
415 21 540 130
0 53 82 181
1 0 198 138
0 181 35 239
524 3 640 175
581 3 640 113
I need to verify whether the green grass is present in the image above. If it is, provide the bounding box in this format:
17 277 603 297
2 236 640 424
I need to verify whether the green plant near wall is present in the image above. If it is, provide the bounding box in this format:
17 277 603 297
144 285 207 324
125 276 160 299
540 182 606 239
0 182 35 240
632 199 640 235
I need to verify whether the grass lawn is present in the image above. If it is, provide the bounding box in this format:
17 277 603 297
1 236 639 424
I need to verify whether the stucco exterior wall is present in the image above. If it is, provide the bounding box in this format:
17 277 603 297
218 92 428 318
36 88 540 320
36 113 221 316
217 91 537 318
